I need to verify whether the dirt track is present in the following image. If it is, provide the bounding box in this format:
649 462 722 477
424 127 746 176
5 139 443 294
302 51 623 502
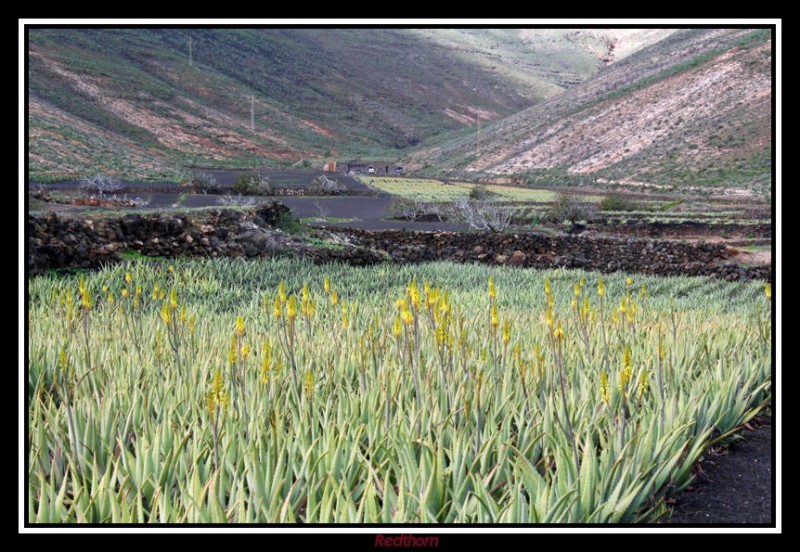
664 420 773 525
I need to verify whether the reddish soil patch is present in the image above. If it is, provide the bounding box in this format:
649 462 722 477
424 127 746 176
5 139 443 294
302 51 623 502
727 248 772 267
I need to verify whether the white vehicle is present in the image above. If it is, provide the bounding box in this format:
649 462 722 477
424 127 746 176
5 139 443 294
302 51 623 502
367 167 375 174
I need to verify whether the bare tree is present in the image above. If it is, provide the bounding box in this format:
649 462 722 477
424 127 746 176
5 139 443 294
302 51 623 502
453 199 512 232
79 174 122 196
314 200 331 221
192 171 218 193
309 175 346 195
388 197 426 221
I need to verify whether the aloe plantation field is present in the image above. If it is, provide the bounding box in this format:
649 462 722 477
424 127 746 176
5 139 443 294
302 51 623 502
27 258 771 523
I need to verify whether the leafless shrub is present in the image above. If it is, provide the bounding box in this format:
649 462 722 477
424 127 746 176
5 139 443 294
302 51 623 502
388 197 426 221
543 192 598 223
218 194 257 208
453 199 512 232
79 174 122 196
192 171 218 193
309 175 347 195
233 172 272 195
131 195 152 208
313 200 331 221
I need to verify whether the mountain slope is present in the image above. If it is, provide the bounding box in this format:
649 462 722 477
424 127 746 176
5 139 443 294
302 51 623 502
417 28 772 194
27 28 669 180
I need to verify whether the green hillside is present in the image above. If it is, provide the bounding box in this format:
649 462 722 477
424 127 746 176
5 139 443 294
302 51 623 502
28 28 669 180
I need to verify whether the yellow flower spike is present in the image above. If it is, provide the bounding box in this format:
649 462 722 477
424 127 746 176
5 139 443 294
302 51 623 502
206 391 216 420
342 302 349 329
574 283 581 298
273 297 282 319
620 297 627 314
287 295 297 320
502 319 511 345
619 346 632 395
125 272 132 286
396 299 406 311
160 303 171 325
612 309 619 324
427 288 439 309
235 316 245 337
159 289 166 302
488 276 496 299
626 277 632 287
79 283 92 311
331 291 339 306
58 347 69 372
152 283 159 301
170 287 178 310
121 288 129 299
179 304 187 323
765 283 772 300
305 371 314 399
401 307 413 326
581 296 590 319
302 282 309 303
323 276 330 294
408 280 421 311
544 277 551 297
167 265 174 273
102 284 108 294
278 280 287 304
639 284 648 300
107 292 114 307
135 285 142 298
597 277 605 299
228 335 237 366
600 371 610 403
554 323 564 342
393 315 402 337
571 299 577 309
189 315 196 336
580 277 585 287
490 303 499 329
241 344 250 361
637 370 649 399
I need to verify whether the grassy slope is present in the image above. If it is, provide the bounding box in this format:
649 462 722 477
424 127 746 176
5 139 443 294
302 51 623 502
417 29 772 195
28 28 668 180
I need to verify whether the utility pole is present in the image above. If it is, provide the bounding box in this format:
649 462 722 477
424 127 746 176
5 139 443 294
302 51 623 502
250 95 255 131
477 118 481 156
189 36 193 67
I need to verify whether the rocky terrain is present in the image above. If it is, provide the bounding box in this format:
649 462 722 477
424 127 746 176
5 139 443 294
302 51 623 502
420 28 772 195
28 206 770 282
